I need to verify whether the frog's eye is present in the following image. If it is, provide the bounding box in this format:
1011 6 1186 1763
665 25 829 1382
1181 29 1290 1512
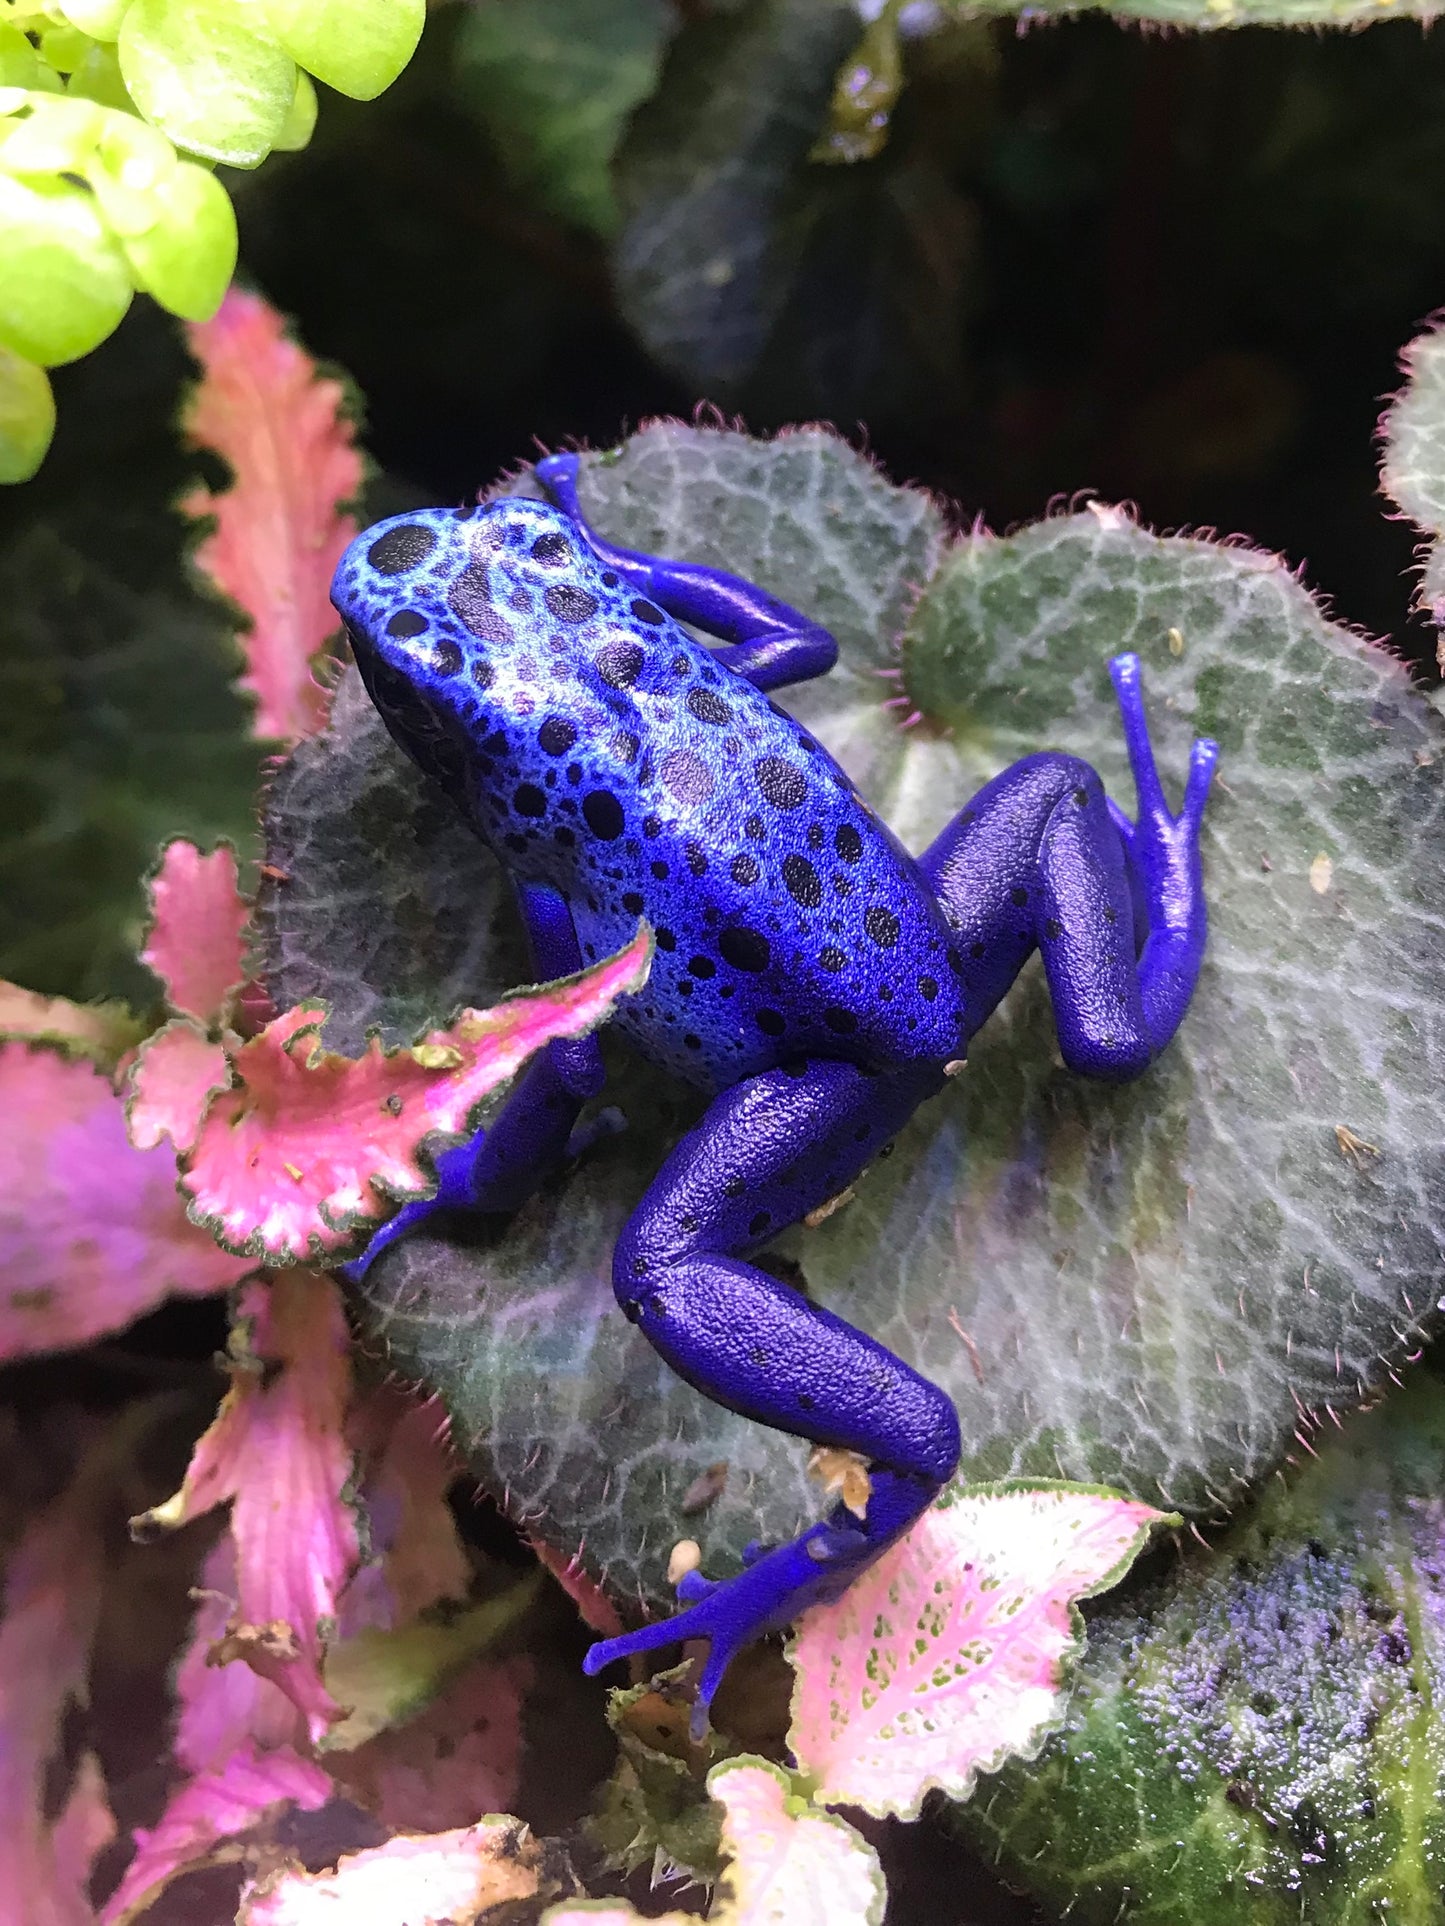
367 522 438 575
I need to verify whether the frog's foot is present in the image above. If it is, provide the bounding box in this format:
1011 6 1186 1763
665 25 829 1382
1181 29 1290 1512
584 1472 929 1739
1107 652 1219 877
535 451 586 518
338 1134 479 1285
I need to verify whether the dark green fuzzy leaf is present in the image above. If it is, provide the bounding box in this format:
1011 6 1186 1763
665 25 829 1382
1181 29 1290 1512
958 1370 1445 1923
0 309 262 1005
257 424 1445 1612
452 0 673 239
0 523 261 1003
611 0 860 389
1382 315 1445 631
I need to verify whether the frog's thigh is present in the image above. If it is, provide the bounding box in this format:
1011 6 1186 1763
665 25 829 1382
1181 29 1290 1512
613 1057 958 1482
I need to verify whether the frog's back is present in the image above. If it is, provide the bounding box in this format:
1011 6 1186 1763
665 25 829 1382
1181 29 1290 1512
333 496 966 1090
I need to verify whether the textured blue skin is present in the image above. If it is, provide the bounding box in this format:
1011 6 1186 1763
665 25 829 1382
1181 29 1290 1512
330 453 1219 1732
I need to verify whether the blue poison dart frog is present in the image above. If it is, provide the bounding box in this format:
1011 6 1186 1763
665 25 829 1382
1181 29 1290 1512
330 452 1219 1732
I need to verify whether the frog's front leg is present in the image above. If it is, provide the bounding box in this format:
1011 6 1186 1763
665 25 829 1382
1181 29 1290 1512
582 1056 960 1735
535 452 838 692
921 654 1219 1076
342 882 608 1283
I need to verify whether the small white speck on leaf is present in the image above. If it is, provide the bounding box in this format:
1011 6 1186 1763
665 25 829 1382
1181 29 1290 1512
1309 853 1333 894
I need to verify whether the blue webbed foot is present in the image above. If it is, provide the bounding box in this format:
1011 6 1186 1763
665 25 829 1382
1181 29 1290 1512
584 1476 920 1739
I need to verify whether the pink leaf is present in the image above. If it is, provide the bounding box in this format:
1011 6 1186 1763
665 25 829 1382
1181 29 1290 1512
178 927 652 1264
0 1440 111 1926
132 1271 361 1744
175 1537 305 1776
126 1018 232 1155
141 840 249 1024
0 980 143 1070
527 1538 623 1639
51 1751 117 1891
182 288 363 744
542 1760 885 1926
0 1043 250 1362
787 1482 1168 1820
237 1817 544 1926
100 1744 332 1926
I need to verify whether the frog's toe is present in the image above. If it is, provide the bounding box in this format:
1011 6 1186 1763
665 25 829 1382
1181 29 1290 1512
535 451 583 504
675 1568 717 1604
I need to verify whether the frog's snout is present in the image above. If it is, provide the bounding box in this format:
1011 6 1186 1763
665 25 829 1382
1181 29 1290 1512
330 508 457 647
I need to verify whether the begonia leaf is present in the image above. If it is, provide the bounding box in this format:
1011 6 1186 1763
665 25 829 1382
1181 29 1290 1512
182 288 363 744
140 838 248 1023
257 424 1445 1616
0 1042 248 1362
101 1744 332 1926
1381 313 1445 641
788 1482 1166 1820
125 1016 231 1154
175 928 651 1266
958 1369 1445 1924
237 1817 547 1926
131 1270 361 1743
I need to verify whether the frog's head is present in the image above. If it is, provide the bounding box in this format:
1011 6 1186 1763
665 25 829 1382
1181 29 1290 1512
331 496 604 797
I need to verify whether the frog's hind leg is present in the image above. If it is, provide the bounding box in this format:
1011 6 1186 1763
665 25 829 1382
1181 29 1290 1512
920 653 1218 1079
535 452 838 692
582 1056 961 1735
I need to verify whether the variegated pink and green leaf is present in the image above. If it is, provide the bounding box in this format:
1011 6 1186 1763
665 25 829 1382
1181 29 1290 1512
159 927 651 1265
788 1481 1169 1820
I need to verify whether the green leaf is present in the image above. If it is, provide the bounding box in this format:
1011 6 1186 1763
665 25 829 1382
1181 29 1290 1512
1382 317 1445 634
0 309 262 1001
58 0 131 39
959 1369 1445 1922
257 425 1445 1611
0 342 54 482
452 0 673 238
0 171 132 366
612 0 859 387
260 0 424 103
118 0 296 168
119 160 236 320
609 0 978 422
272 68 316 153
